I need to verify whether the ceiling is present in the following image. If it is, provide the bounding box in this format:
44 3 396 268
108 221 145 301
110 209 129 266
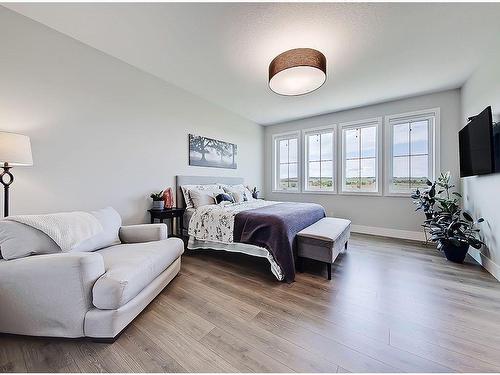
5 3 500 125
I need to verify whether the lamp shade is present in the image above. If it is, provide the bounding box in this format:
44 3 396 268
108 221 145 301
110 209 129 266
0 132 33 166
269 48 327 96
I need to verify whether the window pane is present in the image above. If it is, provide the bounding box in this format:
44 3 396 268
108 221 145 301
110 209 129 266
308 134 320 162
279 163 288 188
288 138 298 162
279 140 288 163
410 120 428 155
360 158 376 191
393 123 409 157
392 156 409 191
410 155 428 189
345 159 359 190
345 129 360 159
289 163 298 188
321 160 334 190
321 132 333 160
308 161 321 189
361 126 376 158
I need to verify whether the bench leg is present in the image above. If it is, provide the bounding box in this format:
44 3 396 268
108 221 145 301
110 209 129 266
326 263 332 280
296 257 304 272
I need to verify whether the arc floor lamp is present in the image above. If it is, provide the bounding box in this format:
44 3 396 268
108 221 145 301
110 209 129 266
0 132 33 217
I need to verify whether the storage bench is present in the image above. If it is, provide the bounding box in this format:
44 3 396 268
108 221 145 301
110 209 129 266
297 217 351 280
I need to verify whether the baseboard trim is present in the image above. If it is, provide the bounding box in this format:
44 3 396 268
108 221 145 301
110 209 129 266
351 224 425 242
467 248 500 281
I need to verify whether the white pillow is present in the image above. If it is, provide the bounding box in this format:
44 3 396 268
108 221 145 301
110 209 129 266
181 184 221 209
71 207 122 252
0 220 61 260
223 184 253 203
189 189 217 208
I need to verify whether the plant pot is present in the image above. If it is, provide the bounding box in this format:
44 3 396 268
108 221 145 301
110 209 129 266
440 241 469 263
152 200 165 210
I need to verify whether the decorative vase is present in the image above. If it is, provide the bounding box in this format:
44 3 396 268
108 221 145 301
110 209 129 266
163 187 173 209
152 200 165 210
440 241 469 263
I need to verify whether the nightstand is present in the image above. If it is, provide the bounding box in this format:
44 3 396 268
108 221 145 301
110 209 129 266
148 207 185 238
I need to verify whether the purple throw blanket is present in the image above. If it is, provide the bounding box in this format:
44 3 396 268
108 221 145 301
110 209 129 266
233 202 325 282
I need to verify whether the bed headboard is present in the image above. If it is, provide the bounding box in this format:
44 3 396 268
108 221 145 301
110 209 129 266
175 175 244 208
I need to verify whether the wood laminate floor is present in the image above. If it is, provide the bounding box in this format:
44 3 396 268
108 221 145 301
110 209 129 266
2 234 500 372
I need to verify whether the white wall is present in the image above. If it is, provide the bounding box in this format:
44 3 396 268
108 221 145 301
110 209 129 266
0 7 263 224
461 51 500 280
264 90 461 238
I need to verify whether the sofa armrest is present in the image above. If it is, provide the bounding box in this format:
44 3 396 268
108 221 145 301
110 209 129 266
119 224 168 243
0 252 105 337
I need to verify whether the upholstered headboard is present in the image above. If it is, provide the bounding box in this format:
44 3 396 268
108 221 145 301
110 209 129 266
175 175 244 208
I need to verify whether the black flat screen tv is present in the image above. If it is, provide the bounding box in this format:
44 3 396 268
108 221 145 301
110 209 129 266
459 106 496 177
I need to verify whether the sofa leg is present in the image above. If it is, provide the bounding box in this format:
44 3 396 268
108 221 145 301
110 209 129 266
345 241 348 250
90 336 118 344
326 263 332 280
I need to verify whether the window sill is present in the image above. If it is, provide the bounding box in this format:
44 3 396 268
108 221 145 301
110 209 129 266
339 190 382 197
271 189 301 194
302 190 337 195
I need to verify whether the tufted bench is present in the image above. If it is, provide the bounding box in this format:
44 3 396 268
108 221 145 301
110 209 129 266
297 217 351 280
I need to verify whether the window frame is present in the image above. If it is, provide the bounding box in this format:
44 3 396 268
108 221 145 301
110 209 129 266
302 125 337 194
272 131 301 193
339 117 383 196
384 108 440 197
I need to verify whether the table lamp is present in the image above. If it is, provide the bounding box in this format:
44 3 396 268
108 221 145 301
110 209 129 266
0 132 33 217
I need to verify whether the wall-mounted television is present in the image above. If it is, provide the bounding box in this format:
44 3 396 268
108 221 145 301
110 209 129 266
459 106 499 177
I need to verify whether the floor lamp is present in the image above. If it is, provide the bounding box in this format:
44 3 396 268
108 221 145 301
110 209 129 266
0 132 33 217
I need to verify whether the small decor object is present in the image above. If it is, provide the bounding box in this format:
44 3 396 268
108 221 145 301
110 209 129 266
150 191 165 210
250 187 259 199
189 134 237 169
269 48 327 96
411 171 484 263
0 132 33 217
163 187 173 209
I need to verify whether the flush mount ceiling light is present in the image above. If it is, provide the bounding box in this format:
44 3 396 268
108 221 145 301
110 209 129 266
269 48 327 96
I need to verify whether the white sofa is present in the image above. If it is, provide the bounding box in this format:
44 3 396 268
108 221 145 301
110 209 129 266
0 209 184 340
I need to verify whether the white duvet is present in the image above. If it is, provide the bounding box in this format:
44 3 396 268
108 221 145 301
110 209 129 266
188 199 278 243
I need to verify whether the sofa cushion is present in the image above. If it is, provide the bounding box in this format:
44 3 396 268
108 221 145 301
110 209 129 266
71 207 121 253
92 237 184 309
0 220 61 260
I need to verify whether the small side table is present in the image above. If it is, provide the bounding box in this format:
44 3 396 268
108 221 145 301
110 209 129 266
148 207 185 238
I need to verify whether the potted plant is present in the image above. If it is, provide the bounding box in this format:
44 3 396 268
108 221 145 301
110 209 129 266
411 179 436 219
412 171 484 263
150 191 165 210
250 187 259 199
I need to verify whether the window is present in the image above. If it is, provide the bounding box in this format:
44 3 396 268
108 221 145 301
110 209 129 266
340 118 382 194
273 132 300 191
304 127 336 192
385 108 439 195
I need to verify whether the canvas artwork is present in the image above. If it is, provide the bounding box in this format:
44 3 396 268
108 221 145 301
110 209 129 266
189 134 237 169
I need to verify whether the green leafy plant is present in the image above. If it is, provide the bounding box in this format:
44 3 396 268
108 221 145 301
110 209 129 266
150 191 164 201
413 171 485 251
411 179 436 219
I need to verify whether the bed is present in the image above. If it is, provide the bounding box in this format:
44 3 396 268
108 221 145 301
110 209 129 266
176 176 325 282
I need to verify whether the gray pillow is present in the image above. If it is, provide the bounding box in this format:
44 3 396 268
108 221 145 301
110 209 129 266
189 189 218 208
71 207 122 252
0 220 61 260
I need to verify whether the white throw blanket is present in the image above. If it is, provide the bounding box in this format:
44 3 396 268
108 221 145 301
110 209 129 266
7 211 103 251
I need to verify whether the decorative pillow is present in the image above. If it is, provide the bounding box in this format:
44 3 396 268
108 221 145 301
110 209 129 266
223 184 253 203
215 193 235 204
71 207 122 252
181 184 221 209
189 189 217 208
0 220 61 260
